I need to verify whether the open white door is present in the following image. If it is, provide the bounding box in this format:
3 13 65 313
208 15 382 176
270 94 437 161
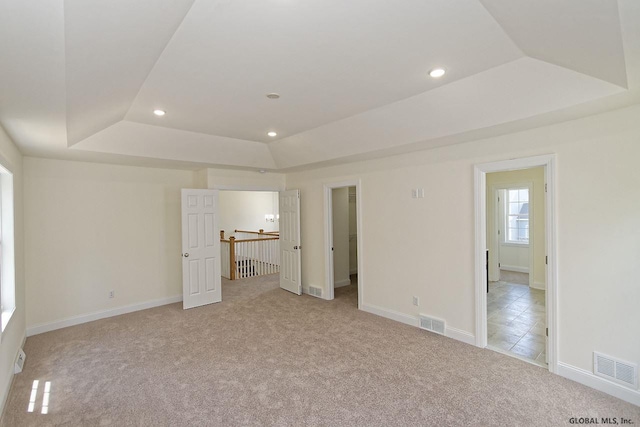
497 189 505 281
279 189 302 295
181 189 222 309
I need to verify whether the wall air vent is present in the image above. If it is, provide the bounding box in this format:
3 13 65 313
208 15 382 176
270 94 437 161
418 314 445 336
594 351 638 389
308 286 322 298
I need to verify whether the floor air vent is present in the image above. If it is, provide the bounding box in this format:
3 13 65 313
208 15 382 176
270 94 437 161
308 286 322 298
594 351 638 389
418 315 445 335
14 349 26 374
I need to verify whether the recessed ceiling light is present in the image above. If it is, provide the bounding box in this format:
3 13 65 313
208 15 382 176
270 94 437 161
153 109 166 116
429 68 446 78
267 131 277 137
259 170 266 174
266 93 280 99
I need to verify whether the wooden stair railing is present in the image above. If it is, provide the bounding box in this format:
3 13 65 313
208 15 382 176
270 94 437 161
220 230 280 280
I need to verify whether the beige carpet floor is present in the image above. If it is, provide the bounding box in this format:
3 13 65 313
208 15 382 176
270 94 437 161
2 274 638 426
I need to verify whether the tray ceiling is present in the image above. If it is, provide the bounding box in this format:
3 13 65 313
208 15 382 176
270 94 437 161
0 0 638 171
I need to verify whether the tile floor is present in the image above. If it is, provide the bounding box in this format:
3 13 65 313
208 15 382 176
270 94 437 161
487 278 547 366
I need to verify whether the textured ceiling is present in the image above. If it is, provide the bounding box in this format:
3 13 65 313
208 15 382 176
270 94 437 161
0 0 638 171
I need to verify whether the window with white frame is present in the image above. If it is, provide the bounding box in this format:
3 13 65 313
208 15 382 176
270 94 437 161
505 187 529 244
0 165 15 333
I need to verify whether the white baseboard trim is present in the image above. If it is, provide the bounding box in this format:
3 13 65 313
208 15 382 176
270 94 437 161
445 326 476 345
360 303 476 346
500 265 529 273
531 281 546 290
557 362 640 406
26 295 183 337
361 303 418 328
334 279 351 288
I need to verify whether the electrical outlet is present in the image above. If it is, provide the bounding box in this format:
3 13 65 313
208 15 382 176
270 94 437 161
412 296 419 306
109 290 114 299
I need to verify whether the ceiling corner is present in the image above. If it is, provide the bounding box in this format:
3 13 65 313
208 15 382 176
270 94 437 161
478 0 629 89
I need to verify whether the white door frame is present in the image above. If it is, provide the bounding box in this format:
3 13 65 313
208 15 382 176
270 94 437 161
323 179 363 308
474 154 558 373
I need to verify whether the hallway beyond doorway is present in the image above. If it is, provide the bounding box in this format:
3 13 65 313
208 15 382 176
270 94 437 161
334 274 358 309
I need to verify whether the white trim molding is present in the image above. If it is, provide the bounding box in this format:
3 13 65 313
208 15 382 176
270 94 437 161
323 179 364 310
360 303 476 346
445 326 476 345
558 362 640 407
27 295 182 337
499 265 529 274
531 281 546 290
361 303 418 327
333 279 351 288
474 154 558 374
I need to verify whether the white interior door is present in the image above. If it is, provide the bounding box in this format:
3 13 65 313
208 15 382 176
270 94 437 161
279 189 302 295
181 189 221 309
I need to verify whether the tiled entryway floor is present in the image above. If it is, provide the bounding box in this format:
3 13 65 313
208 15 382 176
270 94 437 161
487 280 547 367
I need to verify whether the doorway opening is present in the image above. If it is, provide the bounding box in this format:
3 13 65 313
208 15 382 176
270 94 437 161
218 190 280 281
324 180 363 309
487 172 546 366
474 155 557 373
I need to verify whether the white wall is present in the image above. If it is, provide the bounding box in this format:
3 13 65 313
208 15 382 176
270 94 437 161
286 104 640 380
0 125 25 414
332 187 350 287
498 243 529 272
24 158 196 329
218 191 279 236
206 168 285 191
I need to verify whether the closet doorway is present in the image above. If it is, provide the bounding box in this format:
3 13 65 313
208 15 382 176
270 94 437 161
324 180 363 308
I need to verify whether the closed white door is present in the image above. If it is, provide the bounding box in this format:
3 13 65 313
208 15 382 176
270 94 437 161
181 189 221 309
279 189 301 295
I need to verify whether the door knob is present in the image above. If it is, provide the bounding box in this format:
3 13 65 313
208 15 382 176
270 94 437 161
183 253 189 257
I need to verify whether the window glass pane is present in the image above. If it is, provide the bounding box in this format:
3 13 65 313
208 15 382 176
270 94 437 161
505 187 530 244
